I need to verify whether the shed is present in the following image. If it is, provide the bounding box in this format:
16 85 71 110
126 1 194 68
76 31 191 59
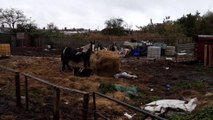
16 32 32 47
194 35 213 66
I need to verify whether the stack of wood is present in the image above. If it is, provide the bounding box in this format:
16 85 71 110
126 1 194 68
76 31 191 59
165 46 176 56
175 54 196 62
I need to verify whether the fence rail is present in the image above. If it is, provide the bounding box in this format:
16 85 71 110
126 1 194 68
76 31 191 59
93 92 167 120
0 65 167 120
0 66 90 120
22 73 90 120
0 65 21 107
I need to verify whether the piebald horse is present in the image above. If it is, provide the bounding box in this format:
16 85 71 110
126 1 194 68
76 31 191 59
61 42 95 71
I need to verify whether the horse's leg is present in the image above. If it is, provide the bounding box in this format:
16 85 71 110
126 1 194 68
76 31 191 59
62 58 72 71
61 53 66 71
62 61 66 71
66 63 72 70
83 60 87 68
65 59 72 70
61 47 73 71
87 59 90 67
83 58 90 68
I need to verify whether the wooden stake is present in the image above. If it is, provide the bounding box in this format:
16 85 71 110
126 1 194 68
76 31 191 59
204 44 208 66
209 45 213 66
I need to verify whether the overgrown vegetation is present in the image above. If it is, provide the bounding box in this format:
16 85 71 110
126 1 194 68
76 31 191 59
169 105 213 120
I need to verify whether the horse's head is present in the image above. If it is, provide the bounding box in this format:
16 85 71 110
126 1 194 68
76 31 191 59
98 43 105 50
90 41 95 52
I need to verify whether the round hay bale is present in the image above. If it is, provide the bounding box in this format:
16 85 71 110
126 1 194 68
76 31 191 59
90 50 120 76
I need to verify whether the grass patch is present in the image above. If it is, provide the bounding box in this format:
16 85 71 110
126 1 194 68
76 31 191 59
99 82 117 94
28 86 52 102
169 105 213 120
148 95 161 102
174 80 207 90
194 63 213 74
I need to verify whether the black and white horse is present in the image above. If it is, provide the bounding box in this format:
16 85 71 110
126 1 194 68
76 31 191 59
95 43 104 51
61 42 95 71
108 42 118 51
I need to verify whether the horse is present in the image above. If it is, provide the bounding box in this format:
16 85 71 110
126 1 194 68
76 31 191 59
61 41 95 71
95 43 105 51
108 42 118 51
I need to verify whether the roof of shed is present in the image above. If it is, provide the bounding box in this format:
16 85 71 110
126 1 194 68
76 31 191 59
198 35 213 38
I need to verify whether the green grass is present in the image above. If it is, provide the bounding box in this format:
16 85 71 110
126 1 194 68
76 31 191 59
98 82 117 94
174 80 207 90
193 63 213 74
169 105 213 120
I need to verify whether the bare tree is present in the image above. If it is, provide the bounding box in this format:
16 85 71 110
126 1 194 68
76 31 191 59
0 8 29 31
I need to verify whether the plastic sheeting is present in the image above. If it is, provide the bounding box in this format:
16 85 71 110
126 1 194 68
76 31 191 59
144 98 198 114
114 85 140 97
114 72 138 79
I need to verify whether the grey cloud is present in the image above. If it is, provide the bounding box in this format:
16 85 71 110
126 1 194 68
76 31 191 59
0 0 212 29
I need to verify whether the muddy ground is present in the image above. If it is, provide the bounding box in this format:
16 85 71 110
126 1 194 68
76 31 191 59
0 48 213 120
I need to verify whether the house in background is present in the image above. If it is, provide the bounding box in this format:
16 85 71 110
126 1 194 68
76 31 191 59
59 28 90 35
0 27 14 45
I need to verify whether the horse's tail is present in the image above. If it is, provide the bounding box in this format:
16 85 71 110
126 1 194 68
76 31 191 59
61 47 68 62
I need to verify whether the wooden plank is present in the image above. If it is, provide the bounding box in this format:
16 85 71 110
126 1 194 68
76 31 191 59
15 72 21 107
25 76 29 110
209 45 213 66
53 87 60 120
83 94 89 120
204 44 208 66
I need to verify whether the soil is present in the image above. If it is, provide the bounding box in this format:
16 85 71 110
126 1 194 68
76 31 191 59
0 47 213 120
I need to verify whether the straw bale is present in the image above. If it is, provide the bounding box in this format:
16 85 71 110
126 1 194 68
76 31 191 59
90 50 120 76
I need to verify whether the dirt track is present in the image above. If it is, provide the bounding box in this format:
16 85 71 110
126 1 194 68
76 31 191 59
0 52 213 119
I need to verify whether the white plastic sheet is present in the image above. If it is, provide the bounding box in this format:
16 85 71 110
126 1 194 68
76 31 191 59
144 98 198 114
114 72 138 79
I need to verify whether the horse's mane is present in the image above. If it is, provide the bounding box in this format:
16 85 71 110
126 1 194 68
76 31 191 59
81 43 92 53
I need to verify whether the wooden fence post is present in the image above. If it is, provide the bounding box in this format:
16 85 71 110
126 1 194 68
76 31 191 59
53 87 60 120
15 72 21 107
93 93 97 120
25 76 29 110
204 44 208 66
209 45 212 66
83 93 89 120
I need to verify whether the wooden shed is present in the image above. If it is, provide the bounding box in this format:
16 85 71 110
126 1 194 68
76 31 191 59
194 35 213 66
16 32 32 47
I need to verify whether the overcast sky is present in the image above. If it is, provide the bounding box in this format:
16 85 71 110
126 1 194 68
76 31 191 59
0 0 213 30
